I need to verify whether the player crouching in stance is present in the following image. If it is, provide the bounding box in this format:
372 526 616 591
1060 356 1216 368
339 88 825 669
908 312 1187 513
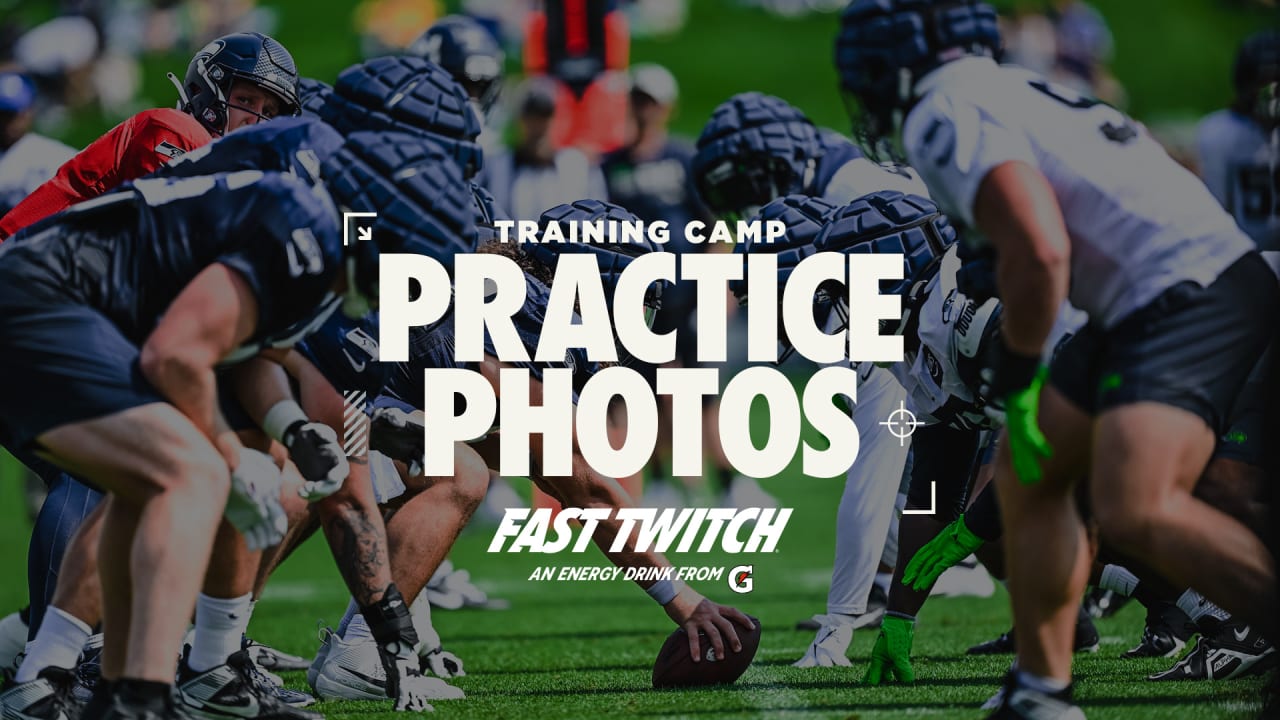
0 130 470 720
839 1 1279 717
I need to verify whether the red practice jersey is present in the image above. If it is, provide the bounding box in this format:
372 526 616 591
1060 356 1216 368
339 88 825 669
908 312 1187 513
0 108 212 240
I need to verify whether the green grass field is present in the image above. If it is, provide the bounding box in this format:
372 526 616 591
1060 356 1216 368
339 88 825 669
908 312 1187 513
0 464 1269 719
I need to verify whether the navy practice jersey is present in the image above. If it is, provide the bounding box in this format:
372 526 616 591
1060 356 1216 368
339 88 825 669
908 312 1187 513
0 170 343 356
296 311 388 408
601 138 706 252
154 116 344 185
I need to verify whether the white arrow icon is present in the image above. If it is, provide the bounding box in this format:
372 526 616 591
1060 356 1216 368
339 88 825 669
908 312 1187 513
342 211 378 246
357 226 372 242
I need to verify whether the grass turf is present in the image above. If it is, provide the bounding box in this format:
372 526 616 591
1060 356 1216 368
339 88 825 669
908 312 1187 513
0 459 1268 719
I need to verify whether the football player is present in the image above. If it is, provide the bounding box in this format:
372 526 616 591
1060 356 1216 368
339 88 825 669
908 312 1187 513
0 31 300 240
0 70 74 214
691 91 936 664
838 2 1279 717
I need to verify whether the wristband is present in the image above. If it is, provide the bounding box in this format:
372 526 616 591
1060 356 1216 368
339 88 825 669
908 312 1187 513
988 340 1042 397
263 400 309 446
645 578 686 606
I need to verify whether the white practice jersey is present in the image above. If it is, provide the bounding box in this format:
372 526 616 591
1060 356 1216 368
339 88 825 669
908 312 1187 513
904 57 1255 329
821 155 930 206
1197 109 1279 252
886 245 1085 431
0 132 74 211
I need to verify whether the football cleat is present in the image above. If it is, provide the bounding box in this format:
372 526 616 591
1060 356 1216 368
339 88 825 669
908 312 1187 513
73 633 104 704
1148 621 1278 681
0 667 79 720
1123 604 1192 660
930 557 996 599
1082 587 1130 619
985 674 1085 720
305 627 335 694
241 638 311 673
312 632 463 702
177 648 322 720
970 608 1099 656
239 651 316 709
721 475 779 510
0 610 28 678
792 618 854 668
99 692 202 720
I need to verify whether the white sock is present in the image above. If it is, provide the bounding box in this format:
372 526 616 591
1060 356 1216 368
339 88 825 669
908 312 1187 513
336 598 360 637
189 593 253 672
1016 669 1069 694
1098 565 1139 597
873 572 893 596
343 614 374 642
1175 589 1231 625
15 607 91 683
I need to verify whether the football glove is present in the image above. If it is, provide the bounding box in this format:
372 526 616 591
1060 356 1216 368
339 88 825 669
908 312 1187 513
283 421 350 501
863 615 916 685
902 515 985 591
981 341 1053 485
370 407 425 476
226 447 288 551
421 647 465 679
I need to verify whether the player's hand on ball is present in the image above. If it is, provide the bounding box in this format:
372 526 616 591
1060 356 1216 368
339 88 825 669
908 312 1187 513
285 421 349 501
226 447 289 551
863 615 916 685
902 514 985 591
422 647 465 678
668 594 754 663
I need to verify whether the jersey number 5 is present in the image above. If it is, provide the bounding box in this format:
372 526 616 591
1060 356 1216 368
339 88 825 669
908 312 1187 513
1029 80 1138 144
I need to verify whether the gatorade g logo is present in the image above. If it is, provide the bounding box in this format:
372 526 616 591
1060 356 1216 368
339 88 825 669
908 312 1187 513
729 565 753 594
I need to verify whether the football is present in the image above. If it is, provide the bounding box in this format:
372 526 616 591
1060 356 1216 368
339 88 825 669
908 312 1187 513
651 616 762 688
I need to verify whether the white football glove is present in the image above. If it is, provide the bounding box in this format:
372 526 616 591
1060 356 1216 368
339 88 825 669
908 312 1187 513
225 448 288 551
285 421 350 501
421 647 465 679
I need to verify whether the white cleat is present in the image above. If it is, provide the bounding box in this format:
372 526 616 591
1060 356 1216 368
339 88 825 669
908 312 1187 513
313 633 464 702
426 562 507 611
306 627 335 693
639 481 685 510
929 557 995 599
792 616 854 668
0 610 28 675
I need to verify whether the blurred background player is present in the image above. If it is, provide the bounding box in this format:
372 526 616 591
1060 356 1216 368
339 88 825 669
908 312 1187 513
522 0 630 157
486 77 606 221
407 14 506 178
0 71 74 215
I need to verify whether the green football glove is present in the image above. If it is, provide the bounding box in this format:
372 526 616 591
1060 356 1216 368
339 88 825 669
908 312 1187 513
863 615 916 685
1004 366 1053 484
902 514 985 592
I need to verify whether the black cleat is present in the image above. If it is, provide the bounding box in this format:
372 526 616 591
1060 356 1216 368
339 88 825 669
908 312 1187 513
1148 621 1278 681
177 649 322 720
0 668 79 720
985 673 1085 720
1123 604 1192 660
795 584 886 631
970 608 1099 656
99 692 201 720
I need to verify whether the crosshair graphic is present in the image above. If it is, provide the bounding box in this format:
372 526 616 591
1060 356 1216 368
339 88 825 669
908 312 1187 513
881 400 924 448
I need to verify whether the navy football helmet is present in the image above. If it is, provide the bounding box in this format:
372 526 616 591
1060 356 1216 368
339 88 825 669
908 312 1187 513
835 0 1000 160
691 92 824 222
815 190 956 336
1235 30 1280 128
407 15 505 119
175 31 301 136
319 56 484 180
298 77 333 119
321 131 478 316
526 199 668 343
